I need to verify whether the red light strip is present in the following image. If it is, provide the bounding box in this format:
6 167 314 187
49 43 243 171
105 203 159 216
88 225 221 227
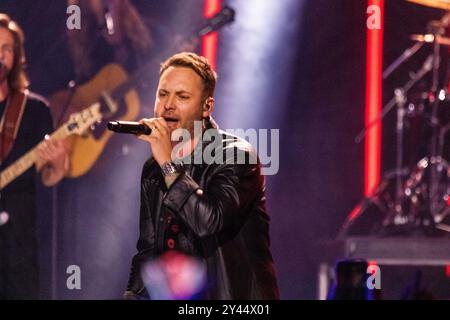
368 260 378 267
348 204 363 222
365 0 384 196
202 0 221 70
367 261 379 277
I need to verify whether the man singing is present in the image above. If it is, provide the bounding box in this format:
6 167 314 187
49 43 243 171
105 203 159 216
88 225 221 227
125 52 279 300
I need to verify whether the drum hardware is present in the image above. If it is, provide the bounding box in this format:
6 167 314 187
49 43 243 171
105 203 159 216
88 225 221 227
410 34 450 46
341 8 450 237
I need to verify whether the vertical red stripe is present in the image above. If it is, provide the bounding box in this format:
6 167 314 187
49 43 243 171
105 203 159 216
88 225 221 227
365 0 384 196
446 265 450 278
202 0 221 70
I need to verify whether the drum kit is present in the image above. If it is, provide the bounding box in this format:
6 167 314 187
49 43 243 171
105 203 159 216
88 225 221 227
340 0 450 237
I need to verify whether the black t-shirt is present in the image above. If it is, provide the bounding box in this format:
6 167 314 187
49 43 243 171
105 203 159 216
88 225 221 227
0 92 54 299
0 92 53 195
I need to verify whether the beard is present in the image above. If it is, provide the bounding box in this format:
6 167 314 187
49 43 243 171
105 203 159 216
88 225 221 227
0 63 9 84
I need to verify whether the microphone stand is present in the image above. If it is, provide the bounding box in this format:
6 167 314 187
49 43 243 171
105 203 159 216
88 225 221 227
392 86 407 223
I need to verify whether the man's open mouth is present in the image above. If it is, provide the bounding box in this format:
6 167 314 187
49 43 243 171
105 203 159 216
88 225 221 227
163 117 179 128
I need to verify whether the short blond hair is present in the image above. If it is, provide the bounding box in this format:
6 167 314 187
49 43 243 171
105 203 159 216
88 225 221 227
160 52 217 99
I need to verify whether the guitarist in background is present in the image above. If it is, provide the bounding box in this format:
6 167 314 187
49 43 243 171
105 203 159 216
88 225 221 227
0 14 68 299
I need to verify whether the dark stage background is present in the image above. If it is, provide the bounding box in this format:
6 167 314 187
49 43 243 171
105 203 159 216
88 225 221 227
1 0 449 299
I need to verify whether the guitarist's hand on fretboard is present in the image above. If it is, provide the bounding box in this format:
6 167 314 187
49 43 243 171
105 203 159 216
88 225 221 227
36 138 70 186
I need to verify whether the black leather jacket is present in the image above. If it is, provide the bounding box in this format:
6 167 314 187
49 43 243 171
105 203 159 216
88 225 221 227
126 127 279 299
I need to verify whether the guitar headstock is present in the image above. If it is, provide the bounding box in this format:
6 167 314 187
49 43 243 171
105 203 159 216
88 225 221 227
65 103 102 136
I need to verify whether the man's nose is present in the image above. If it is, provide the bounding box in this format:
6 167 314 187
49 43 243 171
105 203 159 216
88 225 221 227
164 95 176 110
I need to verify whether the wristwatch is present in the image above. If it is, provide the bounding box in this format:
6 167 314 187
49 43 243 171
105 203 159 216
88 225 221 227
160 160 182 177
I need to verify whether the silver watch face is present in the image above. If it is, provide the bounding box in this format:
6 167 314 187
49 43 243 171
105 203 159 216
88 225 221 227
162 161 177 176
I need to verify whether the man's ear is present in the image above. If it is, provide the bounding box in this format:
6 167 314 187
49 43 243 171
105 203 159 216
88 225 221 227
202 97 214 115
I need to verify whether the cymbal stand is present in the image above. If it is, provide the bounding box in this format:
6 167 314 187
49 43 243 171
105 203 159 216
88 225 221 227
427 19 445 219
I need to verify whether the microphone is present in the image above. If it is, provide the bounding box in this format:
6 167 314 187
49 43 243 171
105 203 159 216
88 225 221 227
103 1 115 35
105 11 114 35
107 121 151 135
198 6 235 36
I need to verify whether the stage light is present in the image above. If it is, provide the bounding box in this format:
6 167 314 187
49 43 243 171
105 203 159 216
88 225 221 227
213 0 305 130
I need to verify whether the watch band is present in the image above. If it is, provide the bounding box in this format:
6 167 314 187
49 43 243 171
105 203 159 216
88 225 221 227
160 160 181 177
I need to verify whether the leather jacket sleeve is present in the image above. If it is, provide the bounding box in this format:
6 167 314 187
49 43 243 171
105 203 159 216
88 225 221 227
162 150 263 239
125 144 265 298
125 164 157 298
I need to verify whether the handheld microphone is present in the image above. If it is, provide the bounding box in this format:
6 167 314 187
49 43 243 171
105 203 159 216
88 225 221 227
107 121 151 135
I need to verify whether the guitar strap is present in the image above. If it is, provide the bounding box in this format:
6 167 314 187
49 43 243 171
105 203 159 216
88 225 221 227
0 89 28 163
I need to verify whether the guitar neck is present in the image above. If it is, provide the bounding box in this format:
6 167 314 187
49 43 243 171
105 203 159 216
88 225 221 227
0 125 68 190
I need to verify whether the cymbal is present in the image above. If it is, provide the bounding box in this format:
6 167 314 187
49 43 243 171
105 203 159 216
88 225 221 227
407 0 450 10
